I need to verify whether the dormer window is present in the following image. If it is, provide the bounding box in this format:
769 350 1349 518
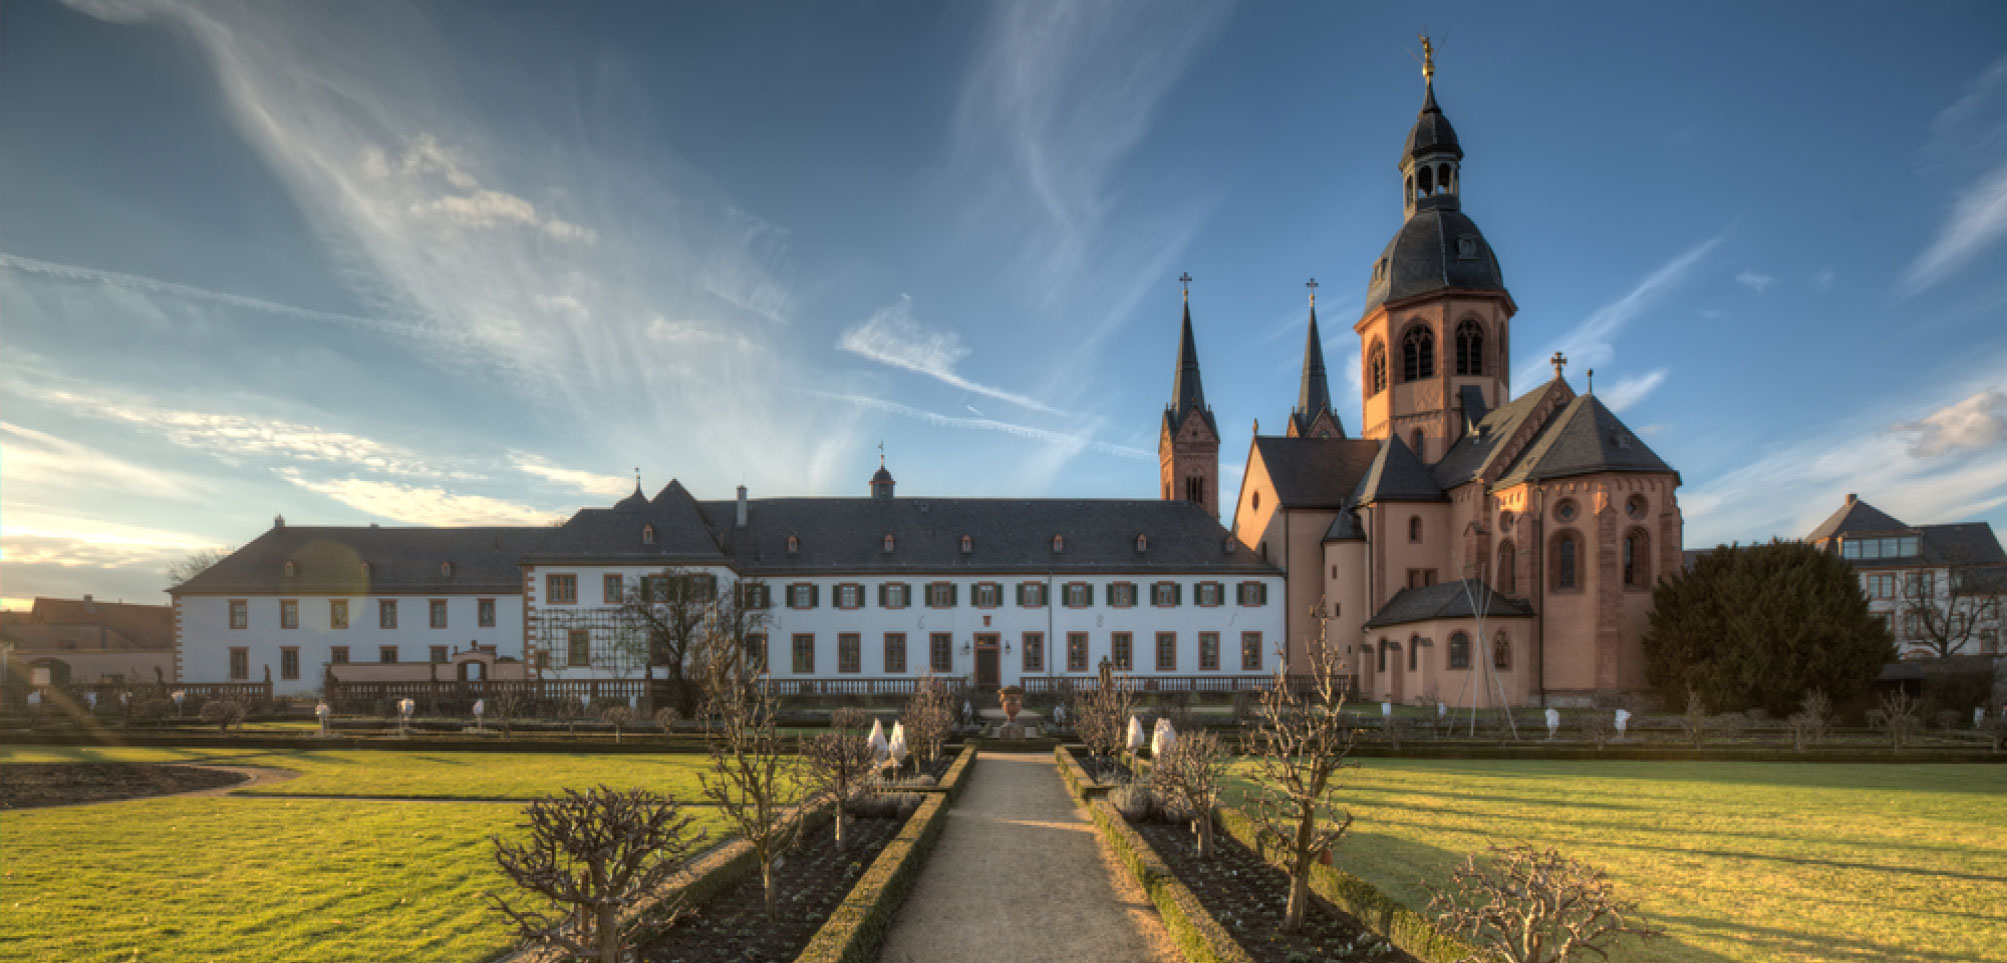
1457 235 1477 260
1135 534 1148 553
960 534 973 555
882 533 895 554
360 562 373 578
786 533 799 555
440 561 454 577
642 524 656 545
283 560 298 578
1051 534 1065 554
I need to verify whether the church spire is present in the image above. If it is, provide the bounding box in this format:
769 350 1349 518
1168 272 1211 427
1160 273 1219 517
1289 278 1343 438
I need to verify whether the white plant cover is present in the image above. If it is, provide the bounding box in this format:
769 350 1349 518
1126 715 1146 752
868 717 889 761
398 698 415 717
87 692 98 709
472 699 485 717
1151 718 1177 758
1545 708 1561 735
887 722 908 766
1381 701 1393 717
1614 708 1631 735
1053 703 1067 724
315 703 331 719
1437 702 1447 718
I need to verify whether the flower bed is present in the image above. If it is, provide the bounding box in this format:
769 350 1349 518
0 762 246 808
794 791 952 963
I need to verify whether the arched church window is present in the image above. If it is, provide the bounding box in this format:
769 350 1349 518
1494 633 1512 669
1455 320 1485 376
1497 540 1515 595
1409 516 1423 543
1553 532 1580 591
1402 325 1435 381
1624 528 1652 588
1368 342 1388 395
1448 631 1470 669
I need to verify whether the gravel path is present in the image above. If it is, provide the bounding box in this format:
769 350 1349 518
877 752 1176 963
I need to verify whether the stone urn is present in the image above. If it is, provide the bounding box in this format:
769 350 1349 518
997 685 1025 726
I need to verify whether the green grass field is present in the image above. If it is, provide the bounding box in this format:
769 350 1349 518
0 748 743 963
1226 759 2007 963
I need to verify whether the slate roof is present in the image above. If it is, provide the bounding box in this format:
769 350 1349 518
1492 393 1676 486
1352 435 1447 504
1322 510 1365 542
1165 300 1219 437
1806 497 1911 542
1249 437 1381 509
1362 203 1507 315
1363 578 1534 629
526 480 727 563
1918 522 2007 566
26 597 174 650
1290 306 1339 437
173 526 548 595
698 496 1277 576
1431 379 1571 488
1403 82 1463 161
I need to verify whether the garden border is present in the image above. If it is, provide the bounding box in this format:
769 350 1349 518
792 773 960 963
1054 744 1117 804
1085 798 1255 963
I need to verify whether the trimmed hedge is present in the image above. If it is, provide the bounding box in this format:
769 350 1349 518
1216 808 1474 963
1054 744 1114 804
938 746 978 801
793 785 957 962
1086 799 1255 963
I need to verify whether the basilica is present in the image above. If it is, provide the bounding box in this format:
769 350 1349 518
1163 51 1682 708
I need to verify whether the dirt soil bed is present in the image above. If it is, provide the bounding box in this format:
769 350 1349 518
0 762 247 809
1134 820 1420 963
635 813 905 963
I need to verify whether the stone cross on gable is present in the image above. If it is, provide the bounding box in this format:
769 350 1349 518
1550 351 1567 379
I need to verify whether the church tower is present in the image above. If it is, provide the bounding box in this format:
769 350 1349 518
1160 275 1220 517
1353 38 1515 463
1287 279 1345 439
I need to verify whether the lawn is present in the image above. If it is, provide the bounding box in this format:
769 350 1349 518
1225 759 2007 963
0 750 743 963
0 745 743 800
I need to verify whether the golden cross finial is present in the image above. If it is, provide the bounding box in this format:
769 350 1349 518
1306 277 1318 307
1419 32 1435 86
1179 272 1193 303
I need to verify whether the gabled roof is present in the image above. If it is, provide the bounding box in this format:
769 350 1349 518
1493 393 1675 486
1248 437 1381 510
173 526 547 595
526 480 726 562
1807 496 1911 542
1432 379 1571 488
1352 435 1446 504
1363 578 1533 629
26 597 174 650
698 497 1277 575
1918 522 2007 566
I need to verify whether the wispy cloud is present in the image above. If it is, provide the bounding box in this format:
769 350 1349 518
1901 159 2007 295
1925 55 2007 162
1598 369 1668 413
812 391 1151 461
1515 233 1725 387
509 452 633 498
1889 388 2007 457
2 506 220 570
838 296 1064 415
0 422 200 499
277 469 561 525
1811 267 1837 293
1734 271 1775 293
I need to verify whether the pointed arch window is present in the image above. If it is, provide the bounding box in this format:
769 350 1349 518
1402 325 1435 381
1624 528 1652 588
1497 539 1516 596
1448 631 1471 669
1455 320 1485 376
1368 342 1388 395
1552 531 1581 591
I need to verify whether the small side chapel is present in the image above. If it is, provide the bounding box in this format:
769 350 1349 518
1160 42 1684 708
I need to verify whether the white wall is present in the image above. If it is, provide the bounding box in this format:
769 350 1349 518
524 564 738 680
523 567 1285 685
178 592 525 696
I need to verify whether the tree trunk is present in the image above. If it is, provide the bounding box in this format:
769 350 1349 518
762 862 777 922
1195 812 1215 860
597 903 619 963
1283 813 1316 931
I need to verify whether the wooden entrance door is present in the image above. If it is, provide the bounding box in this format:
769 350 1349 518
975 634 1001 686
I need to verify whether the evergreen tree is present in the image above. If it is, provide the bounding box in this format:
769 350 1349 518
1644 540 1893 715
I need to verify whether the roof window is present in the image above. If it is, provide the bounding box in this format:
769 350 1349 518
282 560 297 578
882 533 895 554
1135 534 1149 553
642 524 656 545
786 533 799 555
1051 534 1065 554
960 534 973 555
440 561 454 577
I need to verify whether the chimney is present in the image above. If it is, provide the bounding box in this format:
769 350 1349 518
735 485 748 529
83 594 95 612
1846 493 1858 505
274 513 286 528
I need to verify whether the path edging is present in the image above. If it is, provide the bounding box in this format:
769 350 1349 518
1054 744 1115 804
1084 798 1254 963
793 750 970 963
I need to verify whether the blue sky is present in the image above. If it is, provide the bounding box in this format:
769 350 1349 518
5 0 2006 609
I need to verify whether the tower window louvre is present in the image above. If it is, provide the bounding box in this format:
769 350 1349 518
1402 325 1435 381
1455 320 1485 376
1368 341 1388 395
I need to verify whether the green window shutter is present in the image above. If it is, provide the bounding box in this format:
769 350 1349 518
1015 583 1025 606
1085 583 1094 607
810 584 820 608
949 583 959 606
877 583 887 608
1173 583 1183 606
1259 583 1269 605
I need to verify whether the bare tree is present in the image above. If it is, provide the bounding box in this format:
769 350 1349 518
489 786 702 963
1152 729 1228 859
601 705 633 742
492 687 525 738
1786 689 1831 752
616 567 729 718
1680 689 1709 748
1897 549 2005 659
803 708 880 849
1428 843 1657 963
902 672 955 770
200 698 245 732
653 706 682 732
1248 604 1359 932
1076 664 1136 780
1867 689 1924 753
697 612 801 922
165 547 234 587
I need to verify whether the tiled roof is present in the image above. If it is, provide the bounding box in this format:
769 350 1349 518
1352 435 1447 504
526 480 726 562
27 597 174 650
1806 497 1911 542
1 623 149 653
1363 578 1534 629
701 496 1277 576
1249 437 1381 509
173 526 547 595
1493 393 1675 486
1431 379 1570 488
1917 522 2007 566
